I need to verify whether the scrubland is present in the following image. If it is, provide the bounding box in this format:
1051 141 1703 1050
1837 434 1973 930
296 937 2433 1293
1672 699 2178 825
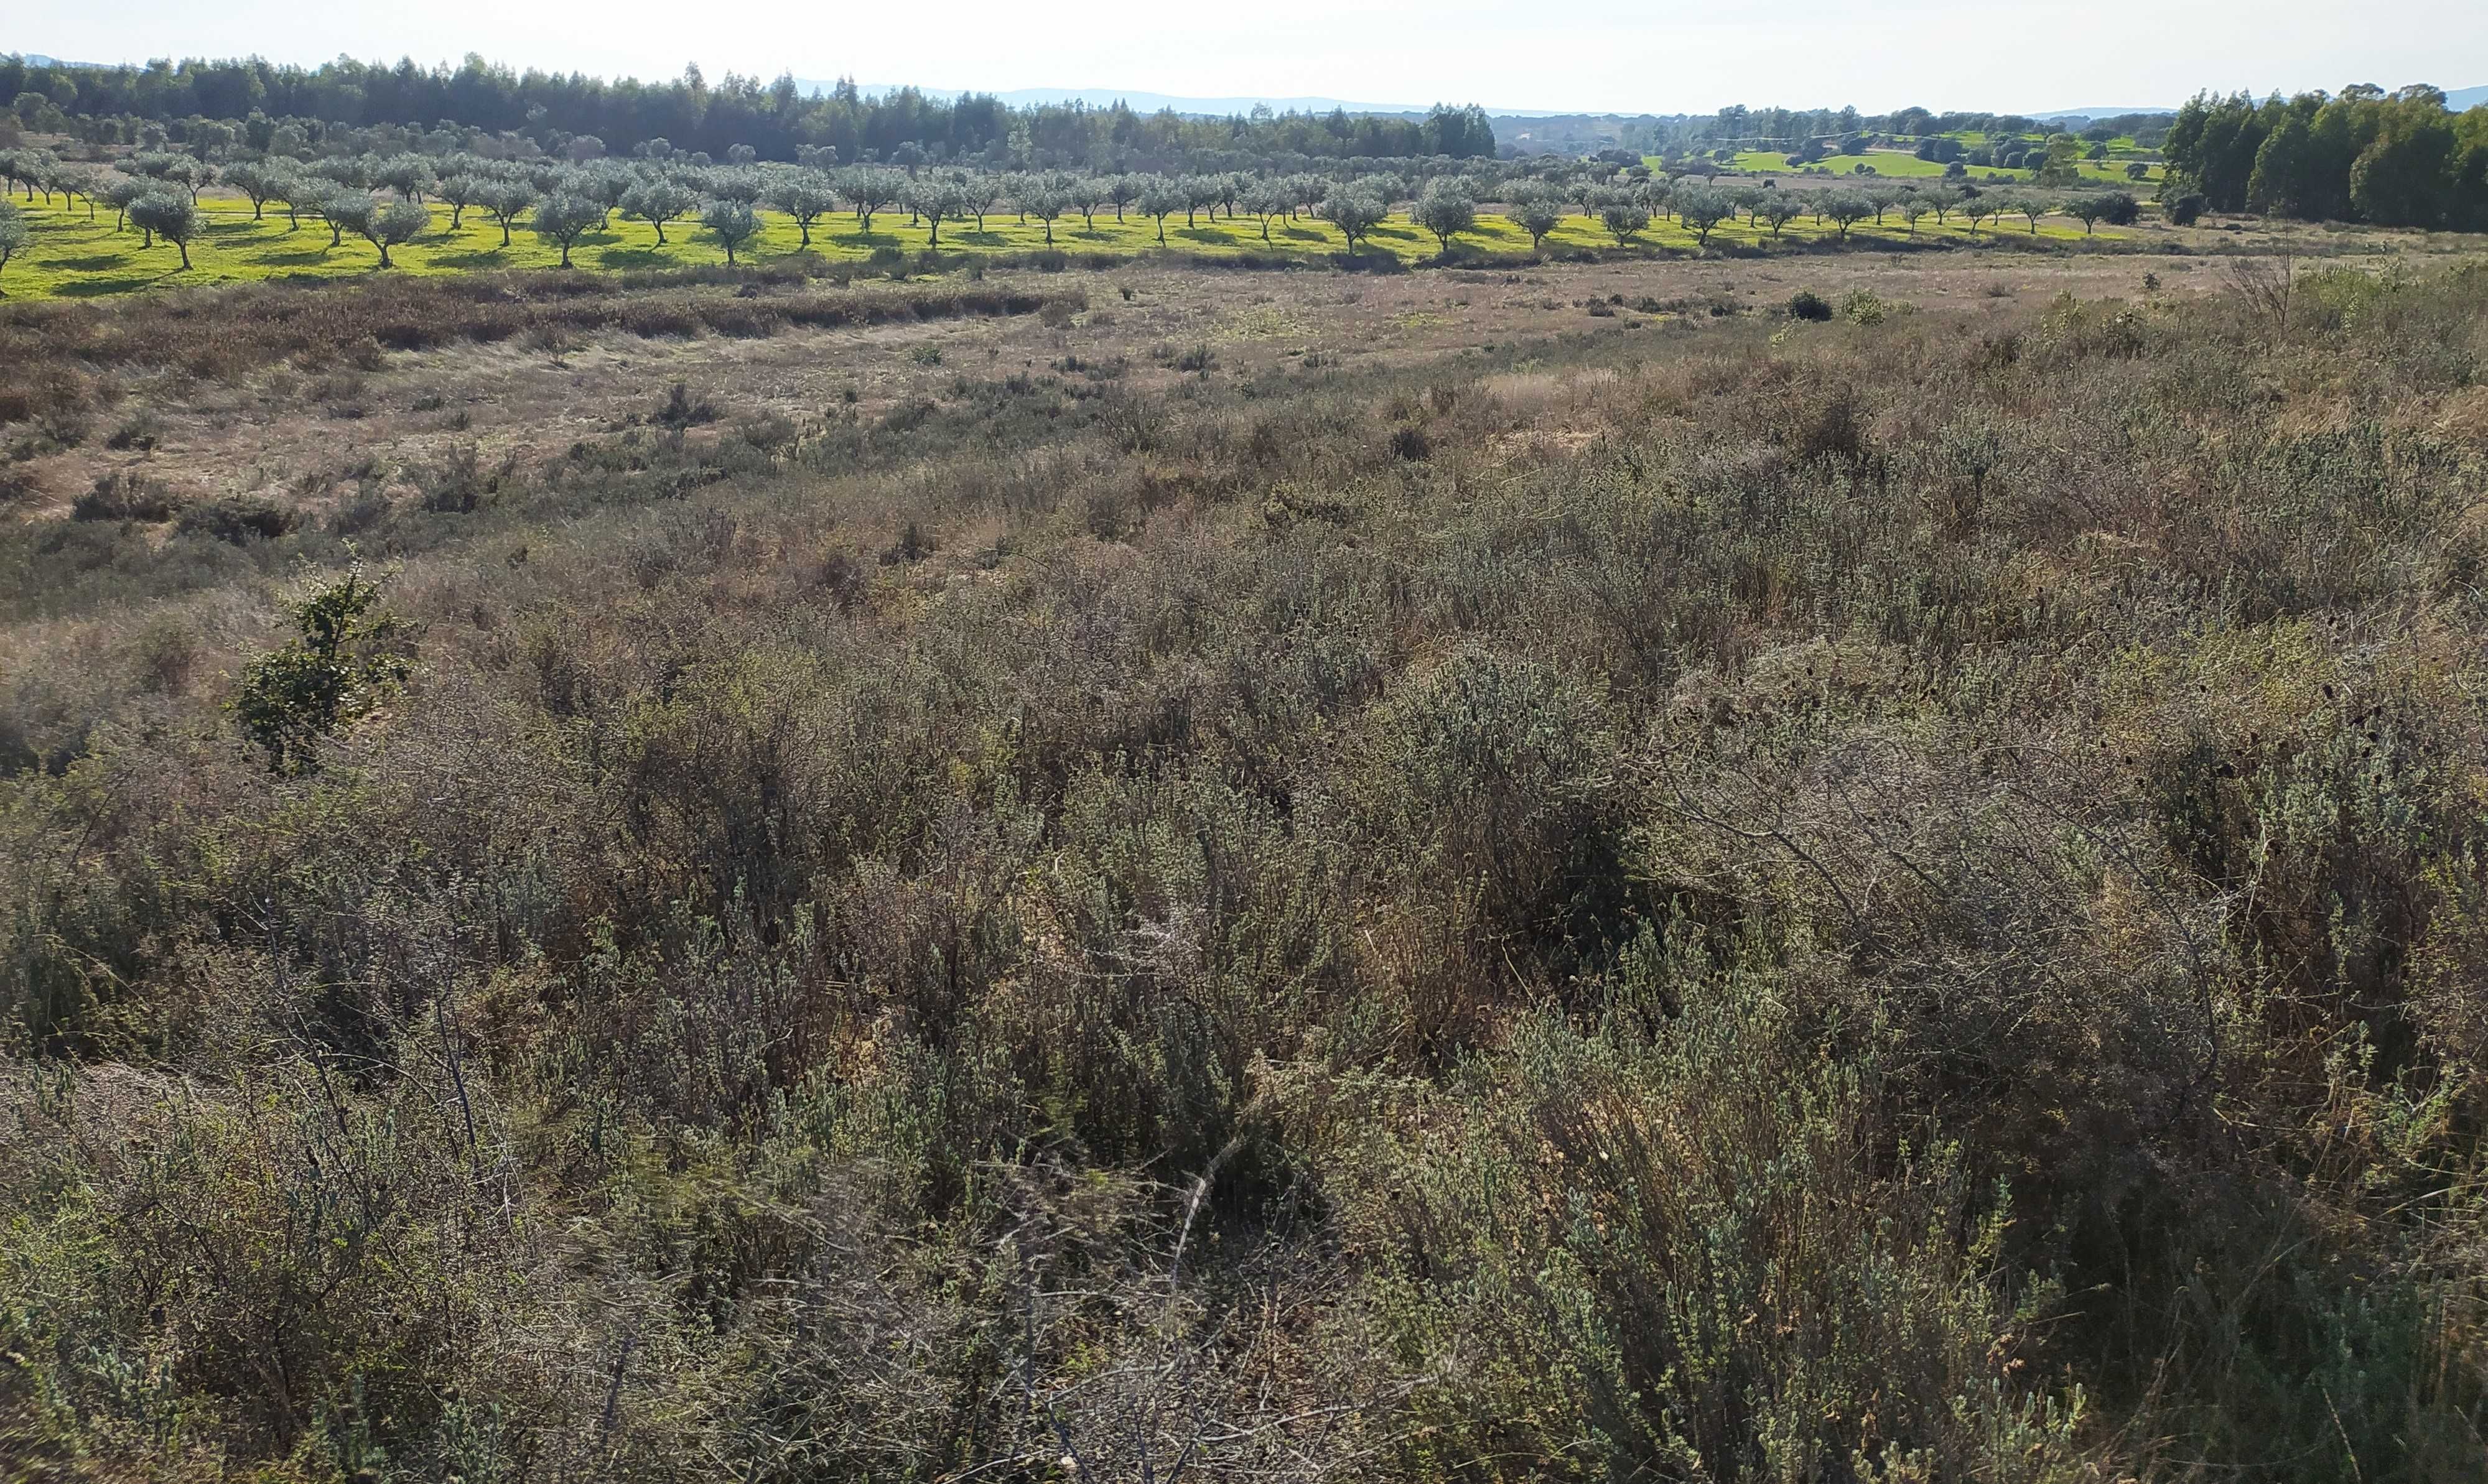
4 245 2488 1483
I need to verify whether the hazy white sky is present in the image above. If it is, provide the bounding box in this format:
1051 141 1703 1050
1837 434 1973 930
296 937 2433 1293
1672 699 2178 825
16 0 2487 114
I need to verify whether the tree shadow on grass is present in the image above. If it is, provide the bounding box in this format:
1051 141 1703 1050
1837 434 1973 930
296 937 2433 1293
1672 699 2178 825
827 231 905 249
593 247 675 270
425 249 512 269
1175 227 1242 247
256 248 339 267
952 230 1009 247
47 254 134 271
55 272 179 297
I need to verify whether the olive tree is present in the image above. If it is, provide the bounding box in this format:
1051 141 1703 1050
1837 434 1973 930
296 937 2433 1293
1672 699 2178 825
703 198 760 264
1242 180 1293 241
1674 184 1734 246
1138 181 1186 244
1960 195 1998 234
907 179 967 249
1900 194 1933 236
1105 174 1140 221
436 172 484 230
0 201 29 295
129 193 200 268
1023 187 1066 245
1760 195 1805 238
1066 177 1105 231
1321 190 1387 252
361 198 429 268
102 174 151 232
621 179 698 244
1599 196 1652 244
531 192 607 267
1820 191 1875 241
1414 182 1476 253
767 171 837 249
375 154 436 202
839 167 902 234
223 160 287 220
320 192 373 249
1507 185 1564 251
482 180 538 247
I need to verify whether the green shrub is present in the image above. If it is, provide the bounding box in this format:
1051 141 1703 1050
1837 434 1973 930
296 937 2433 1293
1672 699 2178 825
229 557 409 772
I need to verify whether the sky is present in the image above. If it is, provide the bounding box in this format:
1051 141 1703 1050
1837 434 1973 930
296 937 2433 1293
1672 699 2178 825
14 0 2488 116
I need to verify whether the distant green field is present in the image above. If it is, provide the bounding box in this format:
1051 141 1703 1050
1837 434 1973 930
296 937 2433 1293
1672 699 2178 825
1725 149 2163 187
0 195 2120 302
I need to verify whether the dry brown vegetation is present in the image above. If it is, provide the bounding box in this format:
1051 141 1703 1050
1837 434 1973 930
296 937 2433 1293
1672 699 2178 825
4 247 2488 1483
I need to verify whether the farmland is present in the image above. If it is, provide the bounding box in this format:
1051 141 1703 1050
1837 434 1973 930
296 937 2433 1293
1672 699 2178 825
2 188 2120 302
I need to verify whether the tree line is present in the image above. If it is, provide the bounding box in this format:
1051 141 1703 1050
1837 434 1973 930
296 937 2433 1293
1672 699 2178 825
0 53 1495 167
2163 84 2488 228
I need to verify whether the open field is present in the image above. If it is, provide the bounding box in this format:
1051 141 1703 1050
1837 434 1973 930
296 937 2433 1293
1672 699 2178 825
1 192 2133 301
1727 148 2166 183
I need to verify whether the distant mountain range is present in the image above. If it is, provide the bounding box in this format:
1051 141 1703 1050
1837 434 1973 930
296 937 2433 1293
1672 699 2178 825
2033 108 2176 122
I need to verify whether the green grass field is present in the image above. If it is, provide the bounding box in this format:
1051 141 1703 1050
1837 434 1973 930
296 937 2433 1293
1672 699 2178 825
1725 149 2164 185
0 194 2127 301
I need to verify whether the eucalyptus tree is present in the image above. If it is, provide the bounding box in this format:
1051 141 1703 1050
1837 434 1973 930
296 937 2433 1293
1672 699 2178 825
702 198 761 264
622 179 699 244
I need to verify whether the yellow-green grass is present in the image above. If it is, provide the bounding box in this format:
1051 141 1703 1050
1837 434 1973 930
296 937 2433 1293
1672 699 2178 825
0 195 2119 302
1730 150 2161 187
